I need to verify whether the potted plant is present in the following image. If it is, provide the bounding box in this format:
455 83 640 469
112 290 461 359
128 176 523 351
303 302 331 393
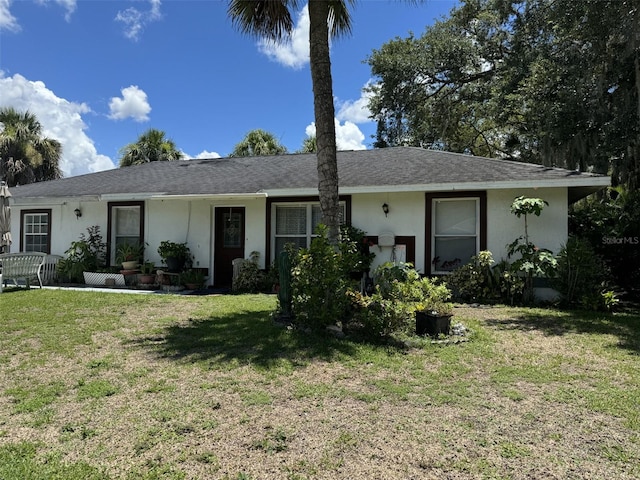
180 269 205 290
138 261 157 285
157 241 192 273
414 279 454 336
116 242 144 270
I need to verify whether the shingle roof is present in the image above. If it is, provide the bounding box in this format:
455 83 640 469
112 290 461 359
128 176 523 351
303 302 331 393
11 146 608 199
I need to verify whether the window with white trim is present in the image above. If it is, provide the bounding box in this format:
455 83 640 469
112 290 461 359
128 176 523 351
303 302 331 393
22 211 51 253
431 198 479 273
272 202 345 258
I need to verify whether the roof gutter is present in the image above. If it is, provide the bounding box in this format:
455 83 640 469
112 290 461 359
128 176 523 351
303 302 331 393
148 193 269 201
265 176 610 196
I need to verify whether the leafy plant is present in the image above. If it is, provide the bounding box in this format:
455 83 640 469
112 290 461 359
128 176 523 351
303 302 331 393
447 251 524 305
551 237 608 308
339 225 375 275
570 187 640 298
157 241 191 262
140 261 156 275
115 242 144 264
290 225 352 330
180 269 205 288
57 226 106 283
232 251 264 293
347 262 453 338
507 196 557 304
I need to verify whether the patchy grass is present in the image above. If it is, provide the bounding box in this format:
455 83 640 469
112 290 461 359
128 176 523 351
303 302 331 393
0 290 639 479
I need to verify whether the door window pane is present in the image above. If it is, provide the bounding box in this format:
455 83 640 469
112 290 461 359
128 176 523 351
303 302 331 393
224 212 242 248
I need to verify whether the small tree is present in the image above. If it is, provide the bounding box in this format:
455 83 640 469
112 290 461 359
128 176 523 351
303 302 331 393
507 196 557 303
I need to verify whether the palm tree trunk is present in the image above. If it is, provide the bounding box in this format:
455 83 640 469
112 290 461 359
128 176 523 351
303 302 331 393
308 0 340 245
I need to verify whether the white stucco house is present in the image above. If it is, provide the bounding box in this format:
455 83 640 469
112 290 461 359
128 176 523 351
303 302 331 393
8 146 609 287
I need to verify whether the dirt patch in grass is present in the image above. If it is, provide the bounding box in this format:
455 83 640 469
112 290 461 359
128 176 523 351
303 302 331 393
1 296 639 479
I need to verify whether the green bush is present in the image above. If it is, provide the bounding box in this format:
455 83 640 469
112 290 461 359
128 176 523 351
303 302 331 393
339 225 375 275
551 237 610 309
570 187 640 297
447 251 524 305
57 226 106 283
232 251 264 293
347 262 452 338
290 225 353 330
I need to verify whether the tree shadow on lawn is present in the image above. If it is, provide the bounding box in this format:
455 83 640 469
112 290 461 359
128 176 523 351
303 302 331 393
483 308 640 354
128 308 366 369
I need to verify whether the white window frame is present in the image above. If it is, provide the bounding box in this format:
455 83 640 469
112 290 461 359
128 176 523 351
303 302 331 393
431 197 480 274
22 211 50 253
271 201 346 259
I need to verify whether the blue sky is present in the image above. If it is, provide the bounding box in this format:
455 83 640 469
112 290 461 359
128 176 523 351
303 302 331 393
0 0 457 177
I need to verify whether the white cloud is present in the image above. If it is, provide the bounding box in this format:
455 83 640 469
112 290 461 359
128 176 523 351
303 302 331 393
0 72 115 177
305 119 366 151
36 0 77 22
115 0 162 41
0 0 20 31
108 85 151 122
336 82 374 124
258 5 309 70
184 150 221 160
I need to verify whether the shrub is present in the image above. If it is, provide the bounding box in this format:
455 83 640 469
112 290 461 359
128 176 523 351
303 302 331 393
57 226 106 283
346 262 453 338
447 251 524 305
232 251 264 293
551 237 610 309
339 225 375 275
290 225 352 330
570 187 640 297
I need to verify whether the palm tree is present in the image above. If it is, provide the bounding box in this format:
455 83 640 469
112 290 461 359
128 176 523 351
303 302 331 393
298 135 317 153
0 107 62 187
228 0 354 244
119 128 183 167
229 129 288 157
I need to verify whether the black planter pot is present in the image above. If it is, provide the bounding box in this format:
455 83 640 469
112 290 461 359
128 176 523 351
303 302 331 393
165 256 185 273
416 311 452 336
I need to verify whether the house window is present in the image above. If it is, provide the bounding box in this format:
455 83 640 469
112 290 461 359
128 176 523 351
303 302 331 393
272 202 345 258
427 192 486 275
21 209 51 253
107 202 144 266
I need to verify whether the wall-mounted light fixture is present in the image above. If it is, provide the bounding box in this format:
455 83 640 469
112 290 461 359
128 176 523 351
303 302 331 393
74 208 82 219
382 203 389 217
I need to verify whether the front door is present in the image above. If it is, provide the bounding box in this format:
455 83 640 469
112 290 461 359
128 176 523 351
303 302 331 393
214 207 245 287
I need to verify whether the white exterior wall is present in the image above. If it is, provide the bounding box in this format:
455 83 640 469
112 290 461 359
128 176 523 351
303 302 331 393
350 192 427 272
486 188 568 261
19 201 109 258
9 197 268 274
143 197 267 270
9 187 569 282
350 188 568 274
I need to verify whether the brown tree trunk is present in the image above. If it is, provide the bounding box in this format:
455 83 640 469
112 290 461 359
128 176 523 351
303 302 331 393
308 0 340 245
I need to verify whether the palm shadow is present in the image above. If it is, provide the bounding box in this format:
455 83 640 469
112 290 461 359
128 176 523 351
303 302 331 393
127 307 365 369
483 308 640 354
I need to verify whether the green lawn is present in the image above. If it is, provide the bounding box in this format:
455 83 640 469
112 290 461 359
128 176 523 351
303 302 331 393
0 289 638 479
